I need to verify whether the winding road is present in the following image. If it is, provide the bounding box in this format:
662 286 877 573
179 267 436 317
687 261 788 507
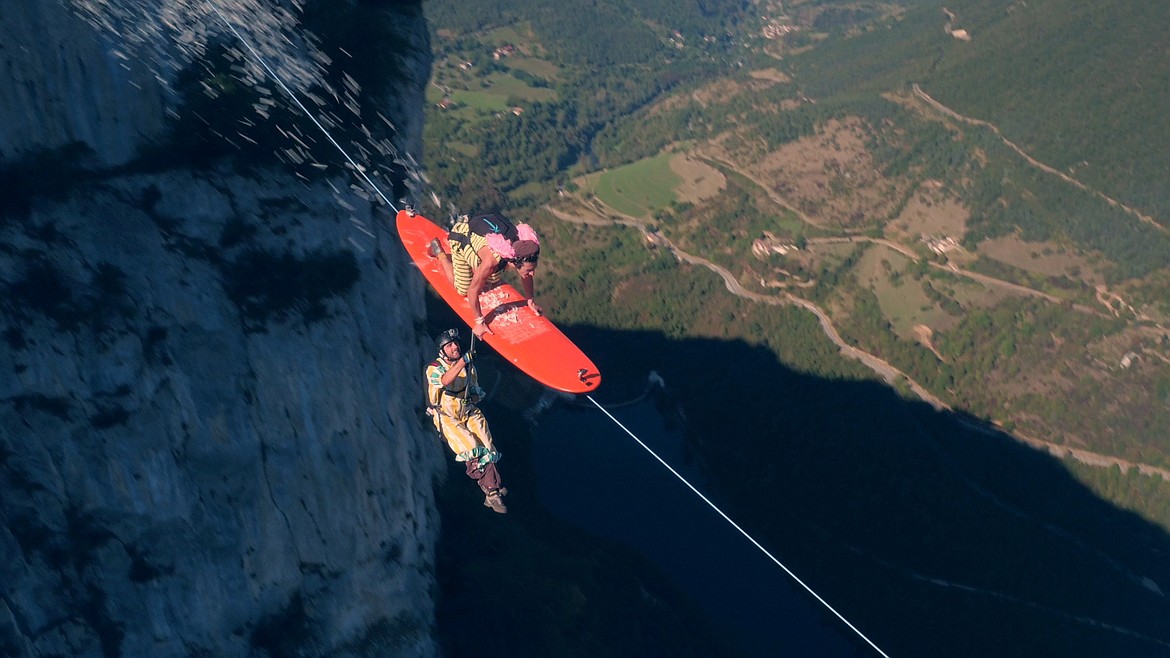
912 84 1166 233
545 202 1170 482
546 204 948 408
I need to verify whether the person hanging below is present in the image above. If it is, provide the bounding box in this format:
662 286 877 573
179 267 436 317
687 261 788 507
425 328 508 514
427 211 542 338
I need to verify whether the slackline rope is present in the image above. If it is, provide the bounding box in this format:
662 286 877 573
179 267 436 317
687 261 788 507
205 5 887 654
203 1 400 213
585 394 891 657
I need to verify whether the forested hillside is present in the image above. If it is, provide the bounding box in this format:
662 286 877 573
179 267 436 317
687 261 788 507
421 1 1170 655
925 1 1169 219
427 0 750 49
422 0 1170 466
423 0 751 211
791 0 1170 272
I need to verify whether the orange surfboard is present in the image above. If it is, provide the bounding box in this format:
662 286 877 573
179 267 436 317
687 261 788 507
396 209 601 393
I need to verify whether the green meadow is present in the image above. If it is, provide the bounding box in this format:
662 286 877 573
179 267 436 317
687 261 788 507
507 56 560 80
449 73 557 111
587 153 681 217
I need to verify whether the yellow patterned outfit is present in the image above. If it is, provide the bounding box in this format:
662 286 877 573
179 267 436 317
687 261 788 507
425 354 502 494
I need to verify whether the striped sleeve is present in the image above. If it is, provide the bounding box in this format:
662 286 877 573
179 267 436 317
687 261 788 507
468 230 490 254
426 362 445 389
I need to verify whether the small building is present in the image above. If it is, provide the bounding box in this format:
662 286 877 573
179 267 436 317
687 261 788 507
923 235 960 255
1120 352 1139 369
752 234 798 258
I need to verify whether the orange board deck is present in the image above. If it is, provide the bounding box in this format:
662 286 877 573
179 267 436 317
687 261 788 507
396 209 601 394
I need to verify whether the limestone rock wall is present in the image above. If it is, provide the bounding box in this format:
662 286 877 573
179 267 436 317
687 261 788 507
0 1 442 656
0 0 169 167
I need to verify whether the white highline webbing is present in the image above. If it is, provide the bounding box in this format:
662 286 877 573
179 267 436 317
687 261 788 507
203 1 400 212
585 394 891 658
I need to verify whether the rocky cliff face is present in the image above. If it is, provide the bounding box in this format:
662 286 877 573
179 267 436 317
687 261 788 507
0 0 169 167
0 2 442 657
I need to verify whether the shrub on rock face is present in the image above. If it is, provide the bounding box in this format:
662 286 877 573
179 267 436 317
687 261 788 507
222 247 360 331
4 260 79 329
0 142 96 220
3 258 136 337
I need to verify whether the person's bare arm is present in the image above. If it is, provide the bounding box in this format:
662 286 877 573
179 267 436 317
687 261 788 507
517 265 542 315
439 357 467 386
468 246 498 336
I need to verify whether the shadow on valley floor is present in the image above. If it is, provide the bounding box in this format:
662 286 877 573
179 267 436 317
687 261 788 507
432 318 1170 658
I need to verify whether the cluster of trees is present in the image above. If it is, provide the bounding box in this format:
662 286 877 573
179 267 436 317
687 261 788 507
833 281 956 394
922 1 1170 220
966 256 1096 308
594 80 828 166
846 95 1170 283
1072 462 1170 532
422 0 778 212
761 227 1170 470
815 270 1170 474
426 49 730 209
811 6 882 33
920 279 964 316
428 0 751 68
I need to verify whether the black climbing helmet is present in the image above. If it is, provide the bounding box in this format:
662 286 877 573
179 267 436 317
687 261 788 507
435 328 460 353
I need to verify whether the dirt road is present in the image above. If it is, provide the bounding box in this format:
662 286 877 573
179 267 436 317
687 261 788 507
547 202 949 409
545 201 1170 482
912 84 1166 233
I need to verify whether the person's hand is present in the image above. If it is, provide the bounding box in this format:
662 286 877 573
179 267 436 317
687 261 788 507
473 321 492 337
469 385 485 403
527 298 543 316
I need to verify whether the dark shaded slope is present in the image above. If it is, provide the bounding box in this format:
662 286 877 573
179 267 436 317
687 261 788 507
436 319 1170 657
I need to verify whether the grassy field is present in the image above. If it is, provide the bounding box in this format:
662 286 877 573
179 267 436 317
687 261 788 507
482 25 525 44
769 213 806 235
978 237 1105 286
485 73 557 101
582 153 682 217
859 247 938 338
448 73 557 111
507 56 560 80
932 269 1011 317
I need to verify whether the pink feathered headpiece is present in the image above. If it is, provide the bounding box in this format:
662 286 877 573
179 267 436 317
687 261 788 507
516 223 540 244
485 223 540 260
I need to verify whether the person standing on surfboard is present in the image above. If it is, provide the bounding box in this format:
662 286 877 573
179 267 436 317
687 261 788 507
427 212 543 338
426 328 508 513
